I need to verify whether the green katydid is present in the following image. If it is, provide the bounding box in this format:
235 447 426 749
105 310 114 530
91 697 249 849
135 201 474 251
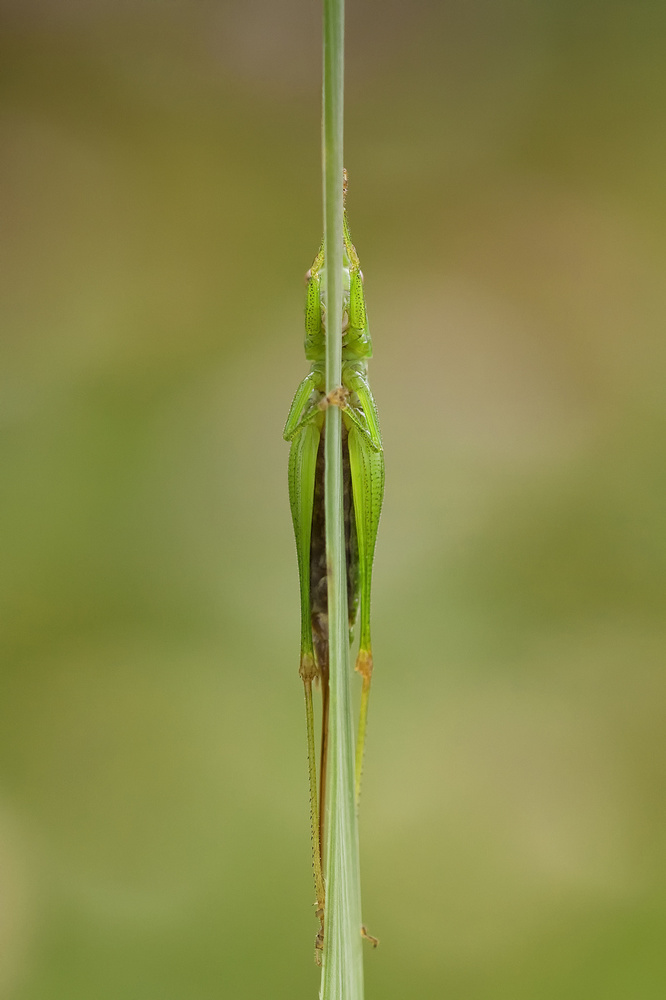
283 174 384 960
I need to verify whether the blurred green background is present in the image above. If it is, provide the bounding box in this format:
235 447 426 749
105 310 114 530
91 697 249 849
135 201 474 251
1 1 665 997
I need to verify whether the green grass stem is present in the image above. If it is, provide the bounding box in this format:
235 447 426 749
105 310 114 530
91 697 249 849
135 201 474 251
320 0 364 997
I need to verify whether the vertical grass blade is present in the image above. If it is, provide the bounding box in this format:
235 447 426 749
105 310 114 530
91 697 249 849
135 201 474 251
320 0 364 997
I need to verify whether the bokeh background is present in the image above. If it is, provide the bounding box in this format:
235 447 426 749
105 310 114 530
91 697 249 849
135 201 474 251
2 1 665 997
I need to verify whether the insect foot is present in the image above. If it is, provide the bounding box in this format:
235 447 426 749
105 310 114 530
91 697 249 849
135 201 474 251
361 924 379 948
355 648 373 681
299 652 318 682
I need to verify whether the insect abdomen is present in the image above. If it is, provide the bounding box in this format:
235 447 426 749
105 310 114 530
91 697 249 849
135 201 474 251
309 420 359 672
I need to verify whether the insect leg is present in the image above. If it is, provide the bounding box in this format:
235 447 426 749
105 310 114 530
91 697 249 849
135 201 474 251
287 414 326 957
345 411 384 805
342 364 382 451
283 370 324 441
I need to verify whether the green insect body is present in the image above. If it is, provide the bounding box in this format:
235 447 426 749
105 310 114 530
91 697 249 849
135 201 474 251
283 198 384 959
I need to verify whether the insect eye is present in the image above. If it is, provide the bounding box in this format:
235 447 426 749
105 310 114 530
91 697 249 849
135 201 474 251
359 270 364 283
304 268 312 284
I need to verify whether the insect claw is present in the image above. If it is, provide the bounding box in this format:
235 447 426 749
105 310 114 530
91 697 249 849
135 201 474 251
361 924 379 948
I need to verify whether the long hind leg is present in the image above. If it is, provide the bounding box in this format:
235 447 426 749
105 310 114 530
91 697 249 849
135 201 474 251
287 416 327 960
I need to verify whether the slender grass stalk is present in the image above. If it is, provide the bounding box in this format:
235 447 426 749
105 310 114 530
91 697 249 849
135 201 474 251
320 0 364 997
